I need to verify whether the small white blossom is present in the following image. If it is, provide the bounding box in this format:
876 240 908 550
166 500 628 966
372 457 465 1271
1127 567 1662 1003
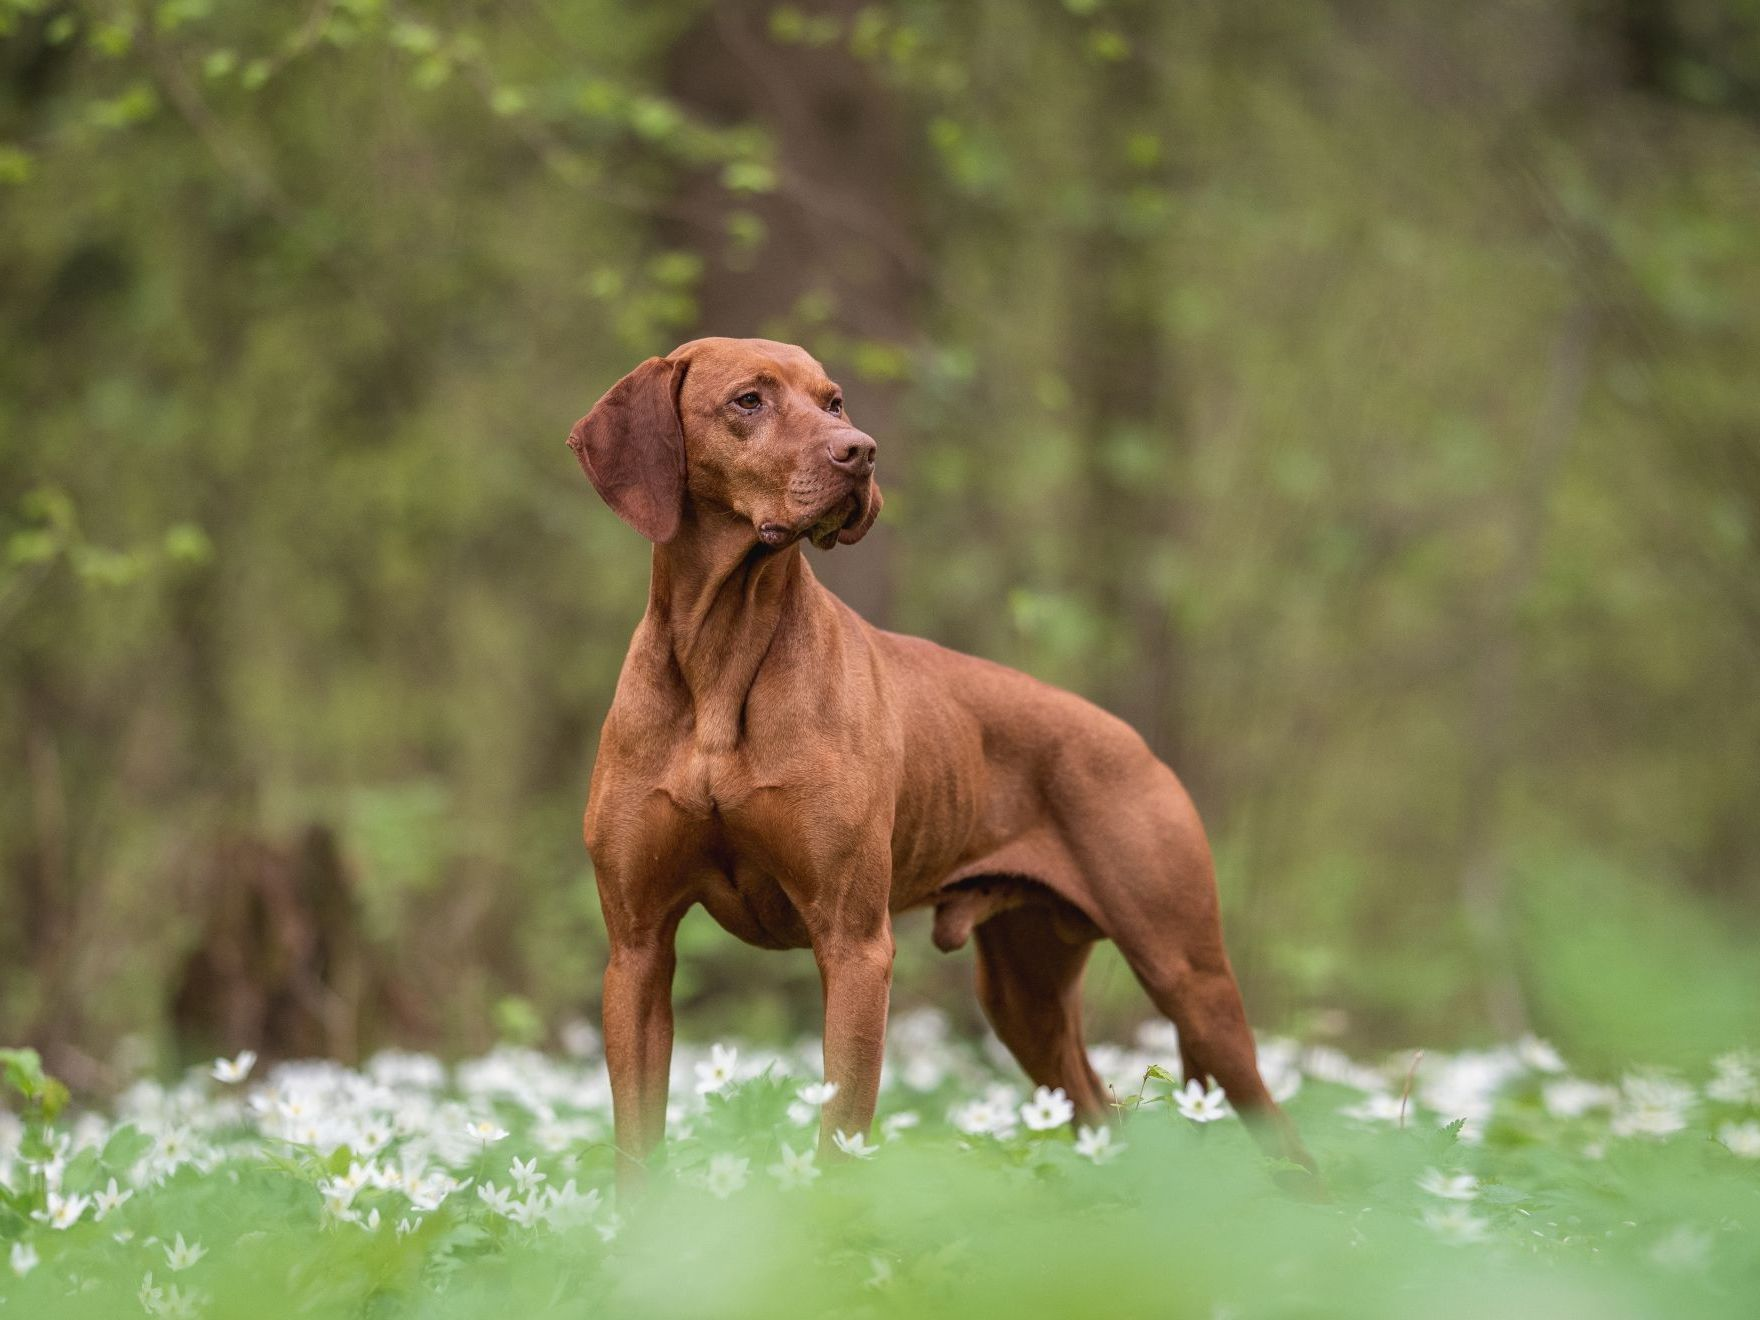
704 1154 749 1199
880 1111 920 1140
1417 1168 1479 1201
1718 1120 1760 1158
1074 1125 1124 1163
695 1044 740 1096
163 1232 205 1271
832 1129 879 1159
476 1182 515 1216
1341 1092 1408 1124
1020 1086 1075 1132
1516 1036 1565 1073
1173 1079 1230 1124
1611 1073 1694 1139
952 1097 1017 1140
796 1080 839 1107
542 1179 601 1229
767 1141 820 1189
509 1156 545 1194
1421 1206 1490 1244
465 1119 510 1146
1707 1052 1760 1106
9 1241 38 1277
31 1191 89 1231
211 1051 257 1084
1542 1078 1617 1119
507 1195 548 1228
92 1177 134 1221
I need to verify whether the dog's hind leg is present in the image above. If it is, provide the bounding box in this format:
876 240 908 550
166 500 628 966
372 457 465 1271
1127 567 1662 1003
1113 922 1318 1179
972 903 1111 1125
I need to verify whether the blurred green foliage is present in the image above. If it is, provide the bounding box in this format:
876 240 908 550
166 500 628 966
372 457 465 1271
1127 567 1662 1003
2 0 1758 1067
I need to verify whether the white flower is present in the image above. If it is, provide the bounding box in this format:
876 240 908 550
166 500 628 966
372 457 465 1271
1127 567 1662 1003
1074 1125 1124 1163
211 1051 257 1084
1341 1092 1407 1124
767 1141 820 1189
1173 1079 1229 1123
880 1111 920 1140
465 1118 509 1146
1516 1036 1565 1073
509 1156 545 1194
1707 1052 1760 1106
1421 1206 1490 1244
476 1182 515 1216
1417 1168 1479 1201
786 1100 816 1127
1020 1086 1075 1132
542 1179 601 1229
796 1080 839 1107
157 1282 203 1319
1718 1120 1760 1158
9 1241 38 1277
695 1044 740 1096
92 1177 134 1221
704 1154 749 1199
320 1185 357 1220
163 1232 205 1271
1611 1073 1693 1138
832 1129 879 1159
1542 1078 1617 1119
31 1191 89 1231
507 1195 548 1228
952 1097 1017 1139
139 1272 164 1313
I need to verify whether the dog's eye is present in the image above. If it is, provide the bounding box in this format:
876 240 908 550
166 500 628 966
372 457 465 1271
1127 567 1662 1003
827 397 843 415
732 392 763 411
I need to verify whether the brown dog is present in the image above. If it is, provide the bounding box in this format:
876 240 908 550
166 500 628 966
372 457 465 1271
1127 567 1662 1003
570 338 1312 1188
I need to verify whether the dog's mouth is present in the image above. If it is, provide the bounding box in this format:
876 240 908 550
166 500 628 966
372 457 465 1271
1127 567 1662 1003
758 487 867 551
806 493 861 550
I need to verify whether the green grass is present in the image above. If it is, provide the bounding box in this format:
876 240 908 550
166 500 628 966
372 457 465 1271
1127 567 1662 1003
2 1031 1757 1318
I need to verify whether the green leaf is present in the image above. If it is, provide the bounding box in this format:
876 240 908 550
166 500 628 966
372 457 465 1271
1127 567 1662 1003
721 160 777 194
101 1125 154 1170
1 1046 47 1098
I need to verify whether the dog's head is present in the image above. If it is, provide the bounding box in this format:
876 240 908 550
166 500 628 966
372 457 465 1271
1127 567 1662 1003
568 337 881 551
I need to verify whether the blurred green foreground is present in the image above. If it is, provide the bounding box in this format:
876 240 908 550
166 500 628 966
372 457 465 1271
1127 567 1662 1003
3 1030 1759 1317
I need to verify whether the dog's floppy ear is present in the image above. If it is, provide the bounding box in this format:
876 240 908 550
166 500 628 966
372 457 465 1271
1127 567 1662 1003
567 356 686 543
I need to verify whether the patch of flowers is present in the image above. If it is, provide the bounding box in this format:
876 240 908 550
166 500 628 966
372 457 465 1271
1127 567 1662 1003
0 1024 1756 1316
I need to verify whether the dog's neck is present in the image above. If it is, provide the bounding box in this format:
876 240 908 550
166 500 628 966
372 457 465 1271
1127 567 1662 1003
646 513 815 752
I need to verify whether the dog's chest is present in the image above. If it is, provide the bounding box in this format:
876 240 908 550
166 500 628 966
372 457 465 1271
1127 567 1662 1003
656 743 819 950
661 736 760 818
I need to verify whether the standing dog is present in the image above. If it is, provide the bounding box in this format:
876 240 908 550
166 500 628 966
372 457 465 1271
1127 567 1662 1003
570 338 1312 1188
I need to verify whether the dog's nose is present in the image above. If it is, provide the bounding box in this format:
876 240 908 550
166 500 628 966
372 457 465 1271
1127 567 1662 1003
828 432 876 476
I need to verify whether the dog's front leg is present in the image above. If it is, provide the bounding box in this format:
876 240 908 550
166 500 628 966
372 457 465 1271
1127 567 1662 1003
813 919 894 1153
601 927 679 1196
